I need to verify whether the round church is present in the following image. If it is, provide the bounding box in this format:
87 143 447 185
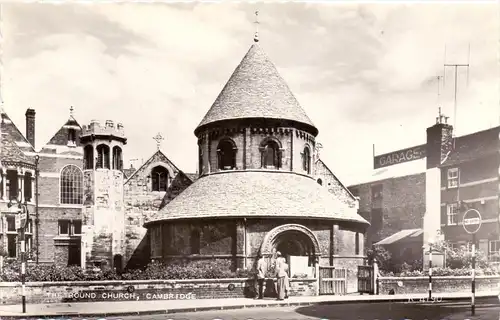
144 39 369 289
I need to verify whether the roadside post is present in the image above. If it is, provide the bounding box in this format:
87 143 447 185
428 237 434 301
8 199 28 314
462 209 482 316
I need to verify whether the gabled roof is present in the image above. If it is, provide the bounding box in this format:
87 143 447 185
442 126 500 166
40 115 82 154
0 131 34 166
124 149 195 185
146 170 369 225
195 44 317 136
158 171 194 211
0 109 35 153
374 228 423 246
123 167 137 180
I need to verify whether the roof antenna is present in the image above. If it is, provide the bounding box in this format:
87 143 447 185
0 4 5 114
253 11 259 43
435 75 445 124
444 46 470 148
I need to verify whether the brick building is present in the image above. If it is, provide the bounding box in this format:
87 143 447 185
0 107 197 268
347 111 500 265
145 40 368 292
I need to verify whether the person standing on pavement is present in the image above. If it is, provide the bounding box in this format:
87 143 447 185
275 251 287 300
255 254 267 299
283 261 290 299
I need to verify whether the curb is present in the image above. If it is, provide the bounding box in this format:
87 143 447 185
1 295 497 319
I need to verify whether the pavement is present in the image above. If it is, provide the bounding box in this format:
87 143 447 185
0 291 496 319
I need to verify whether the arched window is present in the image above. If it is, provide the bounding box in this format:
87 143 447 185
217 139 237 170
96 144 110 169
112 146 123 171
355 232 360 255
60 165 83 205
260 139 281 169
302 147 311 174
190 229 201 254
151 166 169 192
198 145 203 175
84 145 93 170
317 178 323 186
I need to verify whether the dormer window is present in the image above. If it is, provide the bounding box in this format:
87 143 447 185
67 129 77 147
217 138 237 170
151 166 169 192
260 139 281 169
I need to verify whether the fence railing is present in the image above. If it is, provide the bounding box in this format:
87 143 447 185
318 266 347 295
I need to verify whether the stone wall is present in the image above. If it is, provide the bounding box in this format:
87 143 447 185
148 218 365 293
123 150 189 269
0 278 317 305
198 125 316 176
378 276 500 295
314 160 357 209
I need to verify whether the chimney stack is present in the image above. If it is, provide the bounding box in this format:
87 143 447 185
25 109 36 148
426 114 453 169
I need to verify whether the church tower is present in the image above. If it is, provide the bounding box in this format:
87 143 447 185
79 120 127 270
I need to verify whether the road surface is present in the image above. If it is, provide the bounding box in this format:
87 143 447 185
16 297 500 320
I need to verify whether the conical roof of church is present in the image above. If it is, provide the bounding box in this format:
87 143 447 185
147 171 368 225
195 44 318 136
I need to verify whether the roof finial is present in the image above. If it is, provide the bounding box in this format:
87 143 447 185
153 132 164 151
69 106 74 118
315 142 323 159
253 11 259 43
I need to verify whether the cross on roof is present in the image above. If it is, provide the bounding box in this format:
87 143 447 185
315 142 323 159
253 11 260 43
70 106 74 117
153 132 164 150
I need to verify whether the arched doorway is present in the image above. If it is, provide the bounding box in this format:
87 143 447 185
260 224 320 277
275 230 314 261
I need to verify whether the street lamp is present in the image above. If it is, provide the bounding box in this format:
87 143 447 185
7 198 28 314
428 237 434 301
34 155 40 265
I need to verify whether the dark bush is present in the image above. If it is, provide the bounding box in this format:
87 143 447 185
0 259 254 282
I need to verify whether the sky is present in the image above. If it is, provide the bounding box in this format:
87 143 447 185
1 2 498 185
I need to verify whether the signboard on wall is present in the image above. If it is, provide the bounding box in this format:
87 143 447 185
373 145 427 169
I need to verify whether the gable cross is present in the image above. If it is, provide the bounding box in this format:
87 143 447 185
153 132 164 150
315 142 323 159
253 11 260 42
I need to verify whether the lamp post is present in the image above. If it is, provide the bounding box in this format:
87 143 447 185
34 155 40 265
428 237 434 301
7 198 28 314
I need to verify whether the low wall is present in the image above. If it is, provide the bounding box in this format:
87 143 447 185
378 276 500 295
0 278 317 305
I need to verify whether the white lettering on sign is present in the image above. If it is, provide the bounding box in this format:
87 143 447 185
374 145 426 169
464 218 480 225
